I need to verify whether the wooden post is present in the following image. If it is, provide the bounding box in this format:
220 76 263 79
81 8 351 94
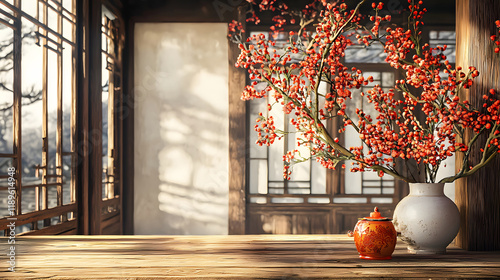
88 0 103 235
228 5 247 235
455 0 500 250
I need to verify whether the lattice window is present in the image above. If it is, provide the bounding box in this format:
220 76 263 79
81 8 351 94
429 30 456 63
0 0 77 235
100 5 122 218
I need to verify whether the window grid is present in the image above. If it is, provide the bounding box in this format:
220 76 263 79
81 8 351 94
0 0 77 234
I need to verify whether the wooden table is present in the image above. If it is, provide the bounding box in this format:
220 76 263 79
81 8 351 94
1 235 499 279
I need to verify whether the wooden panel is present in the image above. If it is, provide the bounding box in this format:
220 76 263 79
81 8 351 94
455 0 500 250
101 214 120 234
332 205 395 234
247 206 333 234
228 5 247 235
5 235 500 279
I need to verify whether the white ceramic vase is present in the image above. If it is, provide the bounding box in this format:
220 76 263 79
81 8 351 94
392 183 460 254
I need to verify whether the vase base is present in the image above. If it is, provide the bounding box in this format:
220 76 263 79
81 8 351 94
408 247 446 254
359 255 392 260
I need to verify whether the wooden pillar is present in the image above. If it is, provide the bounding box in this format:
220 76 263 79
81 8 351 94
228 5 247 235
455 0 500 250
88 0 103 235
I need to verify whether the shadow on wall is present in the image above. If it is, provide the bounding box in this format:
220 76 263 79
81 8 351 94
134 23 229 235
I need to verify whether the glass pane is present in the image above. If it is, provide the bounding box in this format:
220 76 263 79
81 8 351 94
371 197 393 204
102 56 109 199
249 197 266 204
381 72 394 87
268 101 285 181
21 18 43 185
430 30 456 63
47 49 58 175
0 188 10 217
21 187 36 214
382 187 394 194
62 155 72 204
289 159 310 182
288 181 310 194
308 197 330 204
268 182 284 194
271 197 303 203
47 6 58 31
62 42 72 153
249 159 267 194
249 97 267 158
333 197 367 203
363 187 381 194
63 0 73 11
48 185 58 208
62 17 73 42
21 0 38 17
345 45 386 63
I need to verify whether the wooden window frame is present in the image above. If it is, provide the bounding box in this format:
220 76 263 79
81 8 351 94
0 0 78 235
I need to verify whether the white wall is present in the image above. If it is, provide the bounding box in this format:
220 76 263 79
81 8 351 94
134 23 229 234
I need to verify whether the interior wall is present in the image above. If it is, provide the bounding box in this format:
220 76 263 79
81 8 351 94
134 23 229 234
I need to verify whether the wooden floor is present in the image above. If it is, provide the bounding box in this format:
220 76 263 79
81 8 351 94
1 235 500 279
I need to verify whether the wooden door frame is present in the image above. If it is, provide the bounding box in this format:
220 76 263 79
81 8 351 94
78 0 125 235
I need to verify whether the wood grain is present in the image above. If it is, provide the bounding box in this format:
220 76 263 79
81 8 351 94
0 235 499 279
228 5 247 235
455 0 500 251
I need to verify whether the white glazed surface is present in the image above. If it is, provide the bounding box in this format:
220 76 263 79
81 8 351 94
393 183 460 254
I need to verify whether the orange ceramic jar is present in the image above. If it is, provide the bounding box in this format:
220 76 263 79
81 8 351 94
350 207 397 260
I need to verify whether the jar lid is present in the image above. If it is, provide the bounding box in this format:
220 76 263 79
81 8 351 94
362 207 392 221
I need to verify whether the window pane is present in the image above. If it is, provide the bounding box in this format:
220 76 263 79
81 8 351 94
268 102 285 181
271 197 304 203
21 18 43 185
288 181 310 194
249 159 267 194
430 30 456 63
311 160 326 194
371 197 393 204
333 197 367 203
249 97 267 158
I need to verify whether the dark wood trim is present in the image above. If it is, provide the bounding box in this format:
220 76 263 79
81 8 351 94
122 9 134 235
228 5 247 235
101 197 120 208
455 0 500 251
77 0 90 235
88 0 103 235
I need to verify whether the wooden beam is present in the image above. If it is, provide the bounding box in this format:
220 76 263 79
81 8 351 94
20 220 77 236
455 0 500 251
0 204 77 230
88 0 103 235
12 0 22 217
228 5 247 235
76 0 90 235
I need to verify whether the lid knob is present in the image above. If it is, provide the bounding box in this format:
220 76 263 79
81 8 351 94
370 207 382 218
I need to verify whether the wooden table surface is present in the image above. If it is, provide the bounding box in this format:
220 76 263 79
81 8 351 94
1 235 499 279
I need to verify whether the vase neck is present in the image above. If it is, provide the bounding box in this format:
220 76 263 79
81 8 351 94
409 183 445 196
